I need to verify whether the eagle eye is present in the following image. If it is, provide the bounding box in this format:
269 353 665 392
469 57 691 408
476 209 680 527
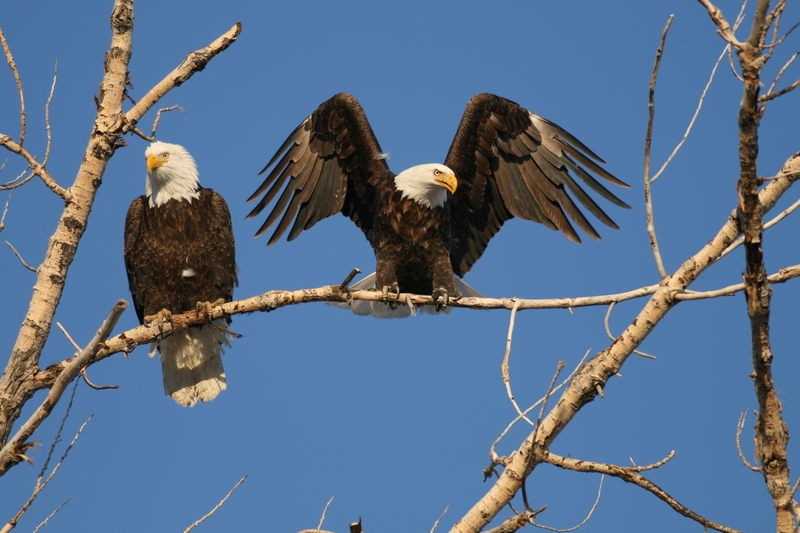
433 169 441 176
161 152 169 159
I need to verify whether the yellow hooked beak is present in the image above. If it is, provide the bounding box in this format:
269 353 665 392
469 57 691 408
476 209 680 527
147 153 166 172
435 173 458 194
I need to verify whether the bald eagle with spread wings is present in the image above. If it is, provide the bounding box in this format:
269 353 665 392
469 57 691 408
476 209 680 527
247 93 629 317
125 141 237 406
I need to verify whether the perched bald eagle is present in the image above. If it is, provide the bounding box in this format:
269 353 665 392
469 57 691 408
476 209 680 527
247 93 629 317
124 141 237 406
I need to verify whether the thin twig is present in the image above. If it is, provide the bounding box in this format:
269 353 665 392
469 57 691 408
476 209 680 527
533 475 604 532
151 105 184 139
339 268 361 291
129 105 186 142
758 76 800 105
502 300 533 425
0 192 11 233
603 302 656 359
43 58 58 167
490 351 590 463
430 504 450 533
546 452 739 533
629 451 676 472
39 381 79 480
317 496 336 531
643 14 673 279
676 266 800 302
483 507 547 533
57 321 119 389
761 50 798 103
56 322 80 353
0 166 34 190
0 27 26 145
736 411 761 471
5 240 36 272
522 361 565 510
31 497 72 533
652 44 729 185
80 368 119 390
0 136 66 198
405 294 416 316
183 475 247 533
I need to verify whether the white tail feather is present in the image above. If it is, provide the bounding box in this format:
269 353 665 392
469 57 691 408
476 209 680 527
329 273 483 318
151 318 230 407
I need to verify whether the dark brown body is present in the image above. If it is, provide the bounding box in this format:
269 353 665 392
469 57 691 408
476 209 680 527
124 188 237 323
372 188 455 295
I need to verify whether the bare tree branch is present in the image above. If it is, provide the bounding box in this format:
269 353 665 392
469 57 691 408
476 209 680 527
124 23 242 127
701 1 796 529
317 496 336 531
603 301 655 358
30 497 72 533
532 475 603 532
0 27 26 145
545 452 740 533
643 14 672 279
183 475 247 533
736 411 761 472
431 505 450 533
448 148 798 533
0 137 66 197
0 192 10 233
4 240 36 272
502 300 534 425
1 392 92 533
0 301 126 474
490 351 590 465
42 58 58 167
129 105 185 142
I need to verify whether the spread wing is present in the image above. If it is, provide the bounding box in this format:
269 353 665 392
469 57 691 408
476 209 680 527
444 93 630 277
246 93 393 245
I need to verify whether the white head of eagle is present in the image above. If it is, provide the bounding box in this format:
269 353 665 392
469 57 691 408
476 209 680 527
145 141 201 208
393 163 458 209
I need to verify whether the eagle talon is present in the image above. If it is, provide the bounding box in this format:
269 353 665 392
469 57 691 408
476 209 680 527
195 298 225 321
144 308 173 335
381 283 400 309
432 287 450 310
381 283 400 300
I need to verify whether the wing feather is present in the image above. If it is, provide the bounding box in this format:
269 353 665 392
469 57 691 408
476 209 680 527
247 93 391 245
444 93 629 277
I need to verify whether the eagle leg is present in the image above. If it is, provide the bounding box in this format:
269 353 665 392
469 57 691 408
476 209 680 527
432 287 453 311
144 308 174 335
195 298 225 321
381 283 400 310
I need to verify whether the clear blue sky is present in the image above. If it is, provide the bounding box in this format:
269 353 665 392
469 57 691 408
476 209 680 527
2 1 798 532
